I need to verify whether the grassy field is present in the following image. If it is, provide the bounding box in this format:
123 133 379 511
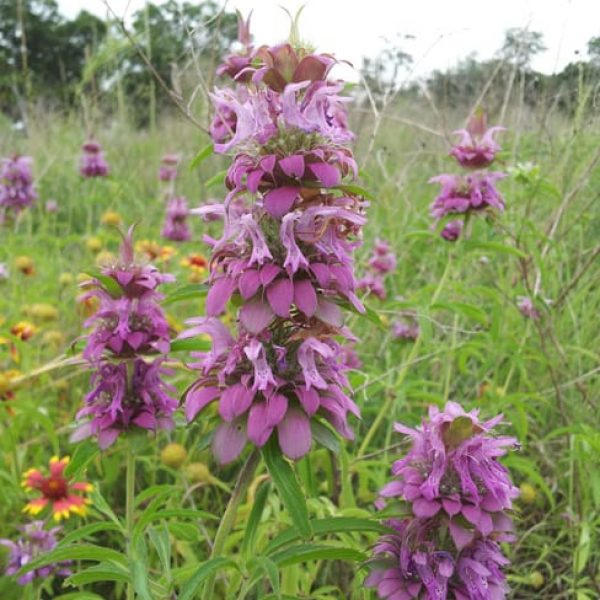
1 91 599 599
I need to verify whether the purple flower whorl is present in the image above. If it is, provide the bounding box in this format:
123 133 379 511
183 19 366 463
0 155 38 223
430 112 506 241
366 401 518 599
72 227 177 448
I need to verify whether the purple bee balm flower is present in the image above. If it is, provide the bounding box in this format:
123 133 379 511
83 294 171 361
0 262 8 282
517 296 540 320
392 318 420 341
72 358 178 449
162 196 191 242
216 12 254 81
80 139 109 177
356 273 386 301
242 43 336 91
83 226 174 300
80 227 172 361
368 239 397 274
45 199 58 213
0 521 71 585
429 172 506 221
378 402 518 546
0 155 38 216
440 219 463 242
159 154 180 181
365 519 510 600
181 318 360 463
450 112 505 169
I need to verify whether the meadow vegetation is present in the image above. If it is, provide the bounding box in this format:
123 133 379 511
1 4 600 599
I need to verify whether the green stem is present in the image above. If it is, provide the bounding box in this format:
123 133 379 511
203 449 260 600
357 253 453 458
126 441 136 600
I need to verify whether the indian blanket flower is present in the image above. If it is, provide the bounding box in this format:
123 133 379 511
80 139 109 178
0 521 71 585
450 112 505 169
162 196 191 242
22 456 92 521
159 153 180 182
184 20 365 463
366 402 518 599
72 358 178 449
0 155 38 221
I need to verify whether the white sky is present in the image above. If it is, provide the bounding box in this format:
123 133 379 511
58 0 600 79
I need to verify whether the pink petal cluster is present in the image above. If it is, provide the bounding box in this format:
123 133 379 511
517 296 540 320
357 238 397 300
159 153 179 182
0 155 38 223
450 113 504 169
80 139 109 178
366 401 518 599
162 196 191 242
184 20 366 463
73 228 176 448
430 113 506 241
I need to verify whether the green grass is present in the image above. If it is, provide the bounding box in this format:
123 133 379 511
0 98 599 599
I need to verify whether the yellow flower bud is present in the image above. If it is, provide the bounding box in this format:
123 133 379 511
529 571 544 589
519 483 537 504
86 237 103 253
185 462 213 484
59 272 74 286
160 443 188 469
101 210 122 227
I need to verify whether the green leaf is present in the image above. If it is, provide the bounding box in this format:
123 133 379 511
131 536 153 600
89 487 123 528
85 271 122 298
575 521 591 574
337 298 385 329
60 522 122 546
462 240 527 259
242 480 272 560
336 183 376 201
153 508 218 521
262 438 312 540
270 543 366 567
64 440 99 478
168 521 201 541
205 170 227 188
311 421 340 454
53 594 108 600
178 557 238 600
170 337 212 353
18 544 127 576
189 143 214 170
135 484 175 506
149 523 172 579
133 487 175 540
247 556 281 598
264 517 391 555
430 301 489 327
162 283 208 306
65 563 130 586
